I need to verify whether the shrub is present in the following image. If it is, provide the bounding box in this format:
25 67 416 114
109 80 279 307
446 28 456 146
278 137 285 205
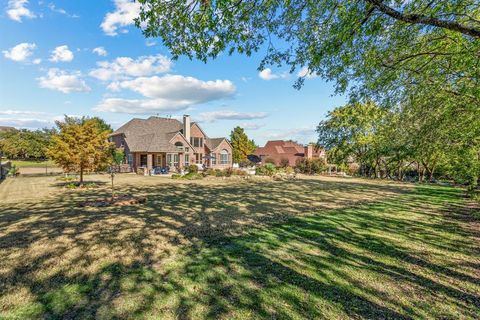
296 158 327 174
204 168 215 176
279 158 290 168
215 169 224 177
224 167 234 177
256 163 277 176
264 157 276 165
285 166 295 175
234 169 247 176
187 164 198 173
171 174 182 179
7 165 18 177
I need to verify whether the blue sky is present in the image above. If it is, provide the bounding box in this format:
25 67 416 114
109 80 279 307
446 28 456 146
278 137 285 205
0 0 346 145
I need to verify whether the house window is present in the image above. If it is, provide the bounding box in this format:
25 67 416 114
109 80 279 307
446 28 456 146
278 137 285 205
190 137 203 148
167 154 179 167
127 153 133 165
220 149 229 164
211 153 216 165
195 153 203 164
185 154 190 167
156 154 163 167
140 154 148 167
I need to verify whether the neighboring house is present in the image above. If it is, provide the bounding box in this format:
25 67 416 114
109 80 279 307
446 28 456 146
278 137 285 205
110 115 233 173
0 126 15 132
254 140 326 166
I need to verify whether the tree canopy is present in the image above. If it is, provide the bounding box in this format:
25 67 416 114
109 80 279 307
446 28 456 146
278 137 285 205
136 0 480 106
48 117 113 183
229 126 256 163
318 101 480 192
0 128 53 160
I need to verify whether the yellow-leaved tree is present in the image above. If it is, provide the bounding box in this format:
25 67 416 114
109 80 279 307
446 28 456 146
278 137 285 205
48 116 113 184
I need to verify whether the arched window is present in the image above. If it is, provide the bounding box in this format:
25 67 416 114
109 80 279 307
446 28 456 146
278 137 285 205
174 141 184 151
220 149 229 164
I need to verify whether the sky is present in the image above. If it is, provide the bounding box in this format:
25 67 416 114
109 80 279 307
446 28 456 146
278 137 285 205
0 0 347 145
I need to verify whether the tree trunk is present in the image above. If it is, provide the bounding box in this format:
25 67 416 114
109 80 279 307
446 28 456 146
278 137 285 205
80 166 84 185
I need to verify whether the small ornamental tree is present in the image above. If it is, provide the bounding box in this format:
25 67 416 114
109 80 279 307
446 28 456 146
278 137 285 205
48 116 113 185
230 126 256 163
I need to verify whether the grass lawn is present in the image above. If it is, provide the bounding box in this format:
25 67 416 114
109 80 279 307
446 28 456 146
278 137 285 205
7 159 56 168
0 175 478 319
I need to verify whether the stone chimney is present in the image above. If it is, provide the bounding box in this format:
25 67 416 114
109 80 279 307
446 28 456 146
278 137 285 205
183 115 191 142
304 144 314 159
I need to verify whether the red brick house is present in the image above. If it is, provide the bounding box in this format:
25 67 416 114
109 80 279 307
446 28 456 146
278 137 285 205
254 140 325 166
110 115 232 173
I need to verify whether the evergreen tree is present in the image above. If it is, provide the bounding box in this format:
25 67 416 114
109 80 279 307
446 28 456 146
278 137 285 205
229 126 256 163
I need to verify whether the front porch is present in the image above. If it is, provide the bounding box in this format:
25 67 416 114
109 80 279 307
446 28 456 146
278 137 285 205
132 152 191 175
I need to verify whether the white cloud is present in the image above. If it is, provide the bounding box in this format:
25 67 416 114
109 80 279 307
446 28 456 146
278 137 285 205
297 66 318 79
32 58 41 64
6 0 36 22
97 75 235 114
108 75 235 100
0 118 51 129
49 45 74 62
101 0 141 36
242 123 265 130
258 68 288 81
2 42 36 62
198 110 268 123
37 68 91 93
0 110 47 117
95 98 192 114
47 2 79 18
145 40 156 47
89 54 171 81
92 47 108 57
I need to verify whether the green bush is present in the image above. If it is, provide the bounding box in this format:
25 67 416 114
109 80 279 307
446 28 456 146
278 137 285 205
203 168 215 176
7 164 19 177
215 169 224 177
171 174 182 179
296 158 326 174
256 163 277 176
187 164 198 173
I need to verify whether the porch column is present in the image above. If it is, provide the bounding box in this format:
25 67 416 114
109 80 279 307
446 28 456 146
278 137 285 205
178 153 184 169
147 154 153 171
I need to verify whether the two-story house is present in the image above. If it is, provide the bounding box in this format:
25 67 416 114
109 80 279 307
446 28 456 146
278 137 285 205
110 115 232 173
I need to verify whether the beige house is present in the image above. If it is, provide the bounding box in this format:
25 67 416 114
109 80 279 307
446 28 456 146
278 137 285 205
110 115 233 173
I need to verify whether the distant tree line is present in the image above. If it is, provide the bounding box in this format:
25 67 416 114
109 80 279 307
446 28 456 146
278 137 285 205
0 128 54 160
318 101 479 194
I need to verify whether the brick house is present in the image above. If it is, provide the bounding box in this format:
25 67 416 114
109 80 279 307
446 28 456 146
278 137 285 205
110 115 232 173
254 140 325 167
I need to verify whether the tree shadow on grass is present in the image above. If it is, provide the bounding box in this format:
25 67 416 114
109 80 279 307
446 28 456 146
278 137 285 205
0 177 478 318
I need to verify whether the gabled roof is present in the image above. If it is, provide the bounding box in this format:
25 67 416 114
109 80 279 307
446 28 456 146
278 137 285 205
0 126 15 132
112 117 185 153
205 137 229 151
255 140 306 156
112 116 229 153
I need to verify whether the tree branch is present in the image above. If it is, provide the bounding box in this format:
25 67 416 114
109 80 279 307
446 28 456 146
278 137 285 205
365 0 480 38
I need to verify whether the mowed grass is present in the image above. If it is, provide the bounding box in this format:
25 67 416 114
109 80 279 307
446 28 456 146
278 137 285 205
7 159 56 168
0 174 478 319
